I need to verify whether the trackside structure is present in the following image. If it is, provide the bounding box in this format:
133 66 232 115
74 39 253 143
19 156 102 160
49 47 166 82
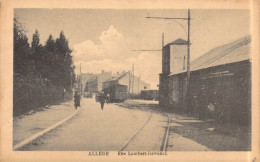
159 35 251 124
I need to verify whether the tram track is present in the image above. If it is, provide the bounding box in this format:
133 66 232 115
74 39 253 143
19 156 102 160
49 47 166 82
119 113 153 151
162 113 171 151
119 112 171 151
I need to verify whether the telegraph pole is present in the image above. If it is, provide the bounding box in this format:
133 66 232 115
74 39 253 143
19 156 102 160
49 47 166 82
132 64 134 94
128 71 131 99
146 9 192 111
80 63 82 97
137 77 140 93
162 33 164 48
186 9 191 112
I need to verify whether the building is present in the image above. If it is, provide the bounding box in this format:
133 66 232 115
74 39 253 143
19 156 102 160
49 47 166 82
81 72 97 90
84 70 113 93
102 71 151 95
141 90 159 100
159 35 251 124
159 38 189 107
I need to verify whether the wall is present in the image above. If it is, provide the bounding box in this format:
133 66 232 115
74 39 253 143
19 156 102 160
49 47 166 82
162 45 170 74
170 44 187 74
118 74 150 94
166 60 251 124
97 72 113 91
159 73 168 106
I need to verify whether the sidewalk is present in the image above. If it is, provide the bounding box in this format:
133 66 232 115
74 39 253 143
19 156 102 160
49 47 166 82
167 114 211 151
13 101 76 146
117 100 251 151
167 113 251 151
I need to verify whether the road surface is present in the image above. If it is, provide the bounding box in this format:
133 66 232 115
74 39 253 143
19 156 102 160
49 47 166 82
20 97 167 151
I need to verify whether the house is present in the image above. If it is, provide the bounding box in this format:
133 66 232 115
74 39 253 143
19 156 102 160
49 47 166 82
102 71 151 94
159 35 251 124
84 70 113 93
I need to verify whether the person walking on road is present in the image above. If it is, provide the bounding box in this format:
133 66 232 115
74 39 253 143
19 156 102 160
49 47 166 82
99 92 106 110
74 91 80 109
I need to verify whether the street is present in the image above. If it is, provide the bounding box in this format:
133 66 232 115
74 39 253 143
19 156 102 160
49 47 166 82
19 98 167 151
15 97 251 151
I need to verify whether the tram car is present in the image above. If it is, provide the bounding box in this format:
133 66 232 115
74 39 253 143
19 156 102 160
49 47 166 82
95 92 102 102
141 90 159 100
102 84 128 102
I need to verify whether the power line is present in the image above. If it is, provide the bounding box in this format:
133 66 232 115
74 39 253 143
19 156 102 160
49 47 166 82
146 9 192 111
132 64 134 94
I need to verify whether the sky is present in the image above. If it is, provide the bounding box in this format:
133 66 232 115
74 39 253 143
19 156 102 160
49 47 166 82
14 9 250 89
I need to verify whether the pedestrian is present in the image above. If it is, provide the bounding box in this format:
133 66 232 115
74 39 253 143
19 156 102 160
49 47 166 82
106 93 110 104
99 92 105 110
207 102 215 120
74 91 80 109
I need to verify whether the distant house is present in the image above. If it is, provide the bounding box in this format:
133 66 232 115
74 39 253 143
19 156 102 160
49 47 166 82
84 70 113 93
159 35 251 124
103 71 150 94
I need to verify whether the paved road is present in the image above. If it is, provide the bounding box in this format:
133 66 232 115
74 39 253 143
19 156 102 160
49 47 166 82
21 98 167 151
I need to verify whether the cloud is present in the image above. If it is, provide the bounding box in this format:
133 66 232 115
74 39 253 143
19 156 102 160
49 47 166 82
73 40 102 62
72 25 161 89
73 25 133 62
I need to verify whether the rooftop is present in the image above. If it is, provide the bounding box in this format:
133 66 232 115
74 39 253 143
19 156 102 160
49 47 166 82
103 72 129 83
168 35 251 76
166 38 189 46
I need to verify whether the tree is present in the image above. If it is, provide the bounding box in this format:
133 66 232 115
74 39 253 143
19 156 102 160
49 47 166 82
31 30 44 74
31 30 40 49
13 17 31 75
54 31 74 90
45 34 55 52
44 34 57 82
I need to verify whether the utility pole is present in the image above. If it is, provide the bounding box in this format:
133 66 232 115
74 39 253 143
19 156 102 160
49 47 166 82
128 71 131 99
132 64 134 94
138 77 139 93
146 9 192 111
70 71 73 99
80 63 82 97
162 33 164 48
186 9 191 112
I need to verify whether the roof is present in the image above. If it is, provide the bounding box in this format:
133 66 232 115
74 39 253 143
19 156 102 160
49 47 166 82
168 35 251 76
103 72 129 83
166 38 189 46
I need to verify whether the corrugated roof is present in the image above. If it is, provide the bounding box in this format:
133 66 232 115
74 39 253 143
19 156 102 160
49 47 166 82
168 35 251 76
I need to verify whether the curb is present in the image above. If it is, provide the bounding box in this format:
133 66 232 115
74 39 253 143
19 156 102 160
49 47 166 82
13 107 81 150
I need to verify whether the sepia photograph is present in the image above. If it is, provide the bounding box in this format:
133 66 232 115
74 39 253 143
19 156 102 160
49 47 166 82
0 0 259 161
12 8 252 151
